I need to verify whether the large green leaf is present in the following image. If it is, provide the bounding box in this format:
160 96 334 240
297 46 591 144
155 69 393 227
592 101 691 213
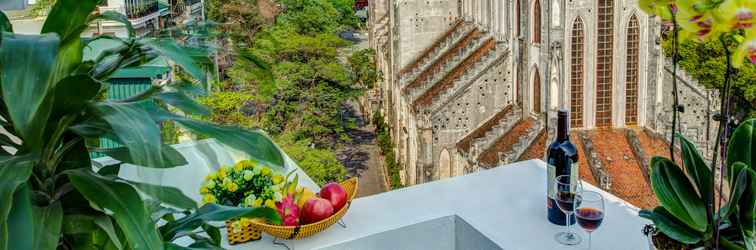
676 134 712 200
640 208 703 244
3 185 33 250
67 169 163 250
90 102 165 168
97 146 188 169
32 202 63 250
93 216 124 250
159 204 280 241
650 156 708 232
722 163 749 220
144 39 207 84
728 118 755 180
148 109 284 167
0 155 36 229
0 11 11 32
42 0 98 42
157 91 211 116
51 75 102 116
125 180 197 210
730 163 756 249
0 33 60 149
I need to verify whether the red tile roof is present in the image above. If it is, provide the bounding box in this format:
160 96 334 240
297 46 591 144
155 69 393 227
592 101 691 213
478 118 535 167
456 105 514 154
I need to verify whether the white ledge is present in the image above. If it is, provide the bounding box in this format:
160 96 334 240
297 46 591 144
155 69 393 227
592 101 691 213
233 160 651 250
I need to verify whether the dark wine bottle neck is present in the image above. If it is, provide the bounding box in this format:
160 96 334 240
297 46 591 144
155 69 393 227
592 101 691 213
557 115 569 141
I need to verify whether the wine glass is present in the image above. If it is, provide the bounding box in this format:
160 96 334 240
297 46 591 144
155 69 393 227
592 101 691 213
575 191 605 250
554 174 582 245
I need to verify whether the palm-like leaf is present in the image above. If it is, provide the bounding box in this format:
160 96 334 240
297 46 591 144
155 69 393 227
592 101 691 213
67 169 163 250
650 156 709 232
677 134 712 200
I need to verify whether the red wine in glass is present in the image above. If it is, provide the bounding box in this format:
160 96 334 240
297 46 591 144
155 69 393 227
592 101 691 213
576 207 604 232
556 192 578 212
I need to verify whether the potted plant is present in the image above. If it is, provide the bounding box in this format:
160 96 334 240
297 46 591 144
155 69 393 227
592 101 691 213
0 0 285 249
640 119 755 249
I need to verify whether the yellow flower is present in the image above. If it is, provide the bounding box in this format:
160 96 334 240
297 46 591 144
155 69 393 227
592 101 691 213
243 170 254 181
203 194 217 204
265 199 277 209
253 198 263 207
234 164 244 173
228 182 239 192
261 166 271 176
231 221 242 233
272 175 283 184
218 167 227 178
205 172 218 181
200 187 209 194
205 180 216 189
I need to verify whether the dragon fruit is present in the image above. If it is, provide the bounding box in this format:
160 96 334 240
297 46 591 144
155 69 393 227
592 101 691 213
276 194 300 226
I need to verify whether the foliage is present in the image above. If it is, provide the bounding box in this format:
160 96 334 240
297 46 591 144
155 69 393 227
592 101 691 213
639 0 755 67
374 112 403 189
199 160 285 209
349 48 380 89
662 37 756 114
0 1 284 249
204 0 267 45
639 118 756 249
275 132 348 186
198 91 258 128
277 0 355 35
28 0 56 18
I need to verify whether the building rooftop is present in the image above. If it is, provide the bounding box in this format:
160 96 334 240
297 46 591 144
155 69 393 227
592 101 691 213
110 140 653 250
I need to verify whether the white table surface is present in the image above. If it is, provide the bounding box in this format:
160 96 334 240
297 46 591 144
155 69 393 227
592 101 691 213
228 160 653 250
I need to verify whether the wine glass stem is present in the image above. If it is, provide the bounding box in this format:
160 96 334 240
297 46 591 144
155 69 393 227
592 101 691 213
564 213 571 235
588 232 592 250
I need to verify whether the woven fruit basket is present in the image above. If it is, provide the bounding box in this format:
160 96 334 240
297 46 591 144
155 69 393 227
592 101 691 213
226 177 358 244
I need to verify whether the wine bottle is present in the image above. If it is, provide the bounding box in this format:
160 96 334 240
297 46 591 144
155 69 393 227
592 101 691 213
547 109 579 225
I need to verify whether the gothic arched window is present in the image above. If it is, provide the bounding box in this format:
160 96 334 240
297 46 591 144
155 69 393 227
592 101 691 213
625 15 640 125
516 0 521 37
595 0 614 127
533 67 541 113
533 0 541 43
570 18 585 128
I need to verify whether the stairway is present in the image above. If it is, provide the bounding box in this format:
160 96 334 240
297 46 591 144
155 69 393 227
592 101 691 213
425 40 508 113
403 27 485 101
498 119 543 165
468 109 521 161
399 20 469 85
413 38 503 110
475 117 540 168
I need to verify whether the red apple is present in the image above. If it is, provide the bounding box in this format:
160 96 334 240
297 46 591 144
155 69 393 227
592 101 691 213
301 197 334 224
319 182 347 211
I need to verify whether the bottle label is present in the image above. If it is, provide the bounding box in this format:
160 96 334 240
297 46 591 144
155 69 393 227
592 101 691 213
547 161 579 200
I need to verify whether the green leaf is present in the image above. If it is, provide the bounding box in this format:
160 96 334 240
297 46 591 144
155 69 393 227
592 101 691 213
61 214 98 234
51 75 102 116
0 11 11 32
0 33 60 150
97 146 188 169
157 91 211 116
89 11 134 38
650 156 708 232
159 204 280 241
32 202 63 250
144 39 207 84
125 180 197 210
42 0 98 42
728 118 755 180
94 216 123 250
722 163 749 220
67 169 163 250
676 134 712 200
149 109 284 167
642 207 703 244
4 185 33 250
0 155 36 228
90 102 165 168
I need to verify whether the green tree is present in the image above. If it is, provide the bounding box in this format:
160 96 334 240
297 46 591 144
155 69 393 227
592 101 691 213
663 38 756 115
349 48 379 89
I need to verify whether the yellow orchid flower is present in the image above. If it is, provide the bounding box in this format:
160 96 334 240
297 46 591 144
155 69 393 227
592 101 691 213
639 0 676 20
734 27 756 67
676 1 723 41
714 0 755 30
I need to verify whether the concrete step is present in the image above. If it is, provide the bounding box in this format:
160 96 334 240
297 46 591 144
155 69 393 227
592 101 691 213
400 23 475 86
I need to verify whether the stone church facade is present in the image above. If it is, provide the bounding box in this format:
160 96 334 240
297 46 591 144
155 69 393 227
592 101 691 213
368 0 718 207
